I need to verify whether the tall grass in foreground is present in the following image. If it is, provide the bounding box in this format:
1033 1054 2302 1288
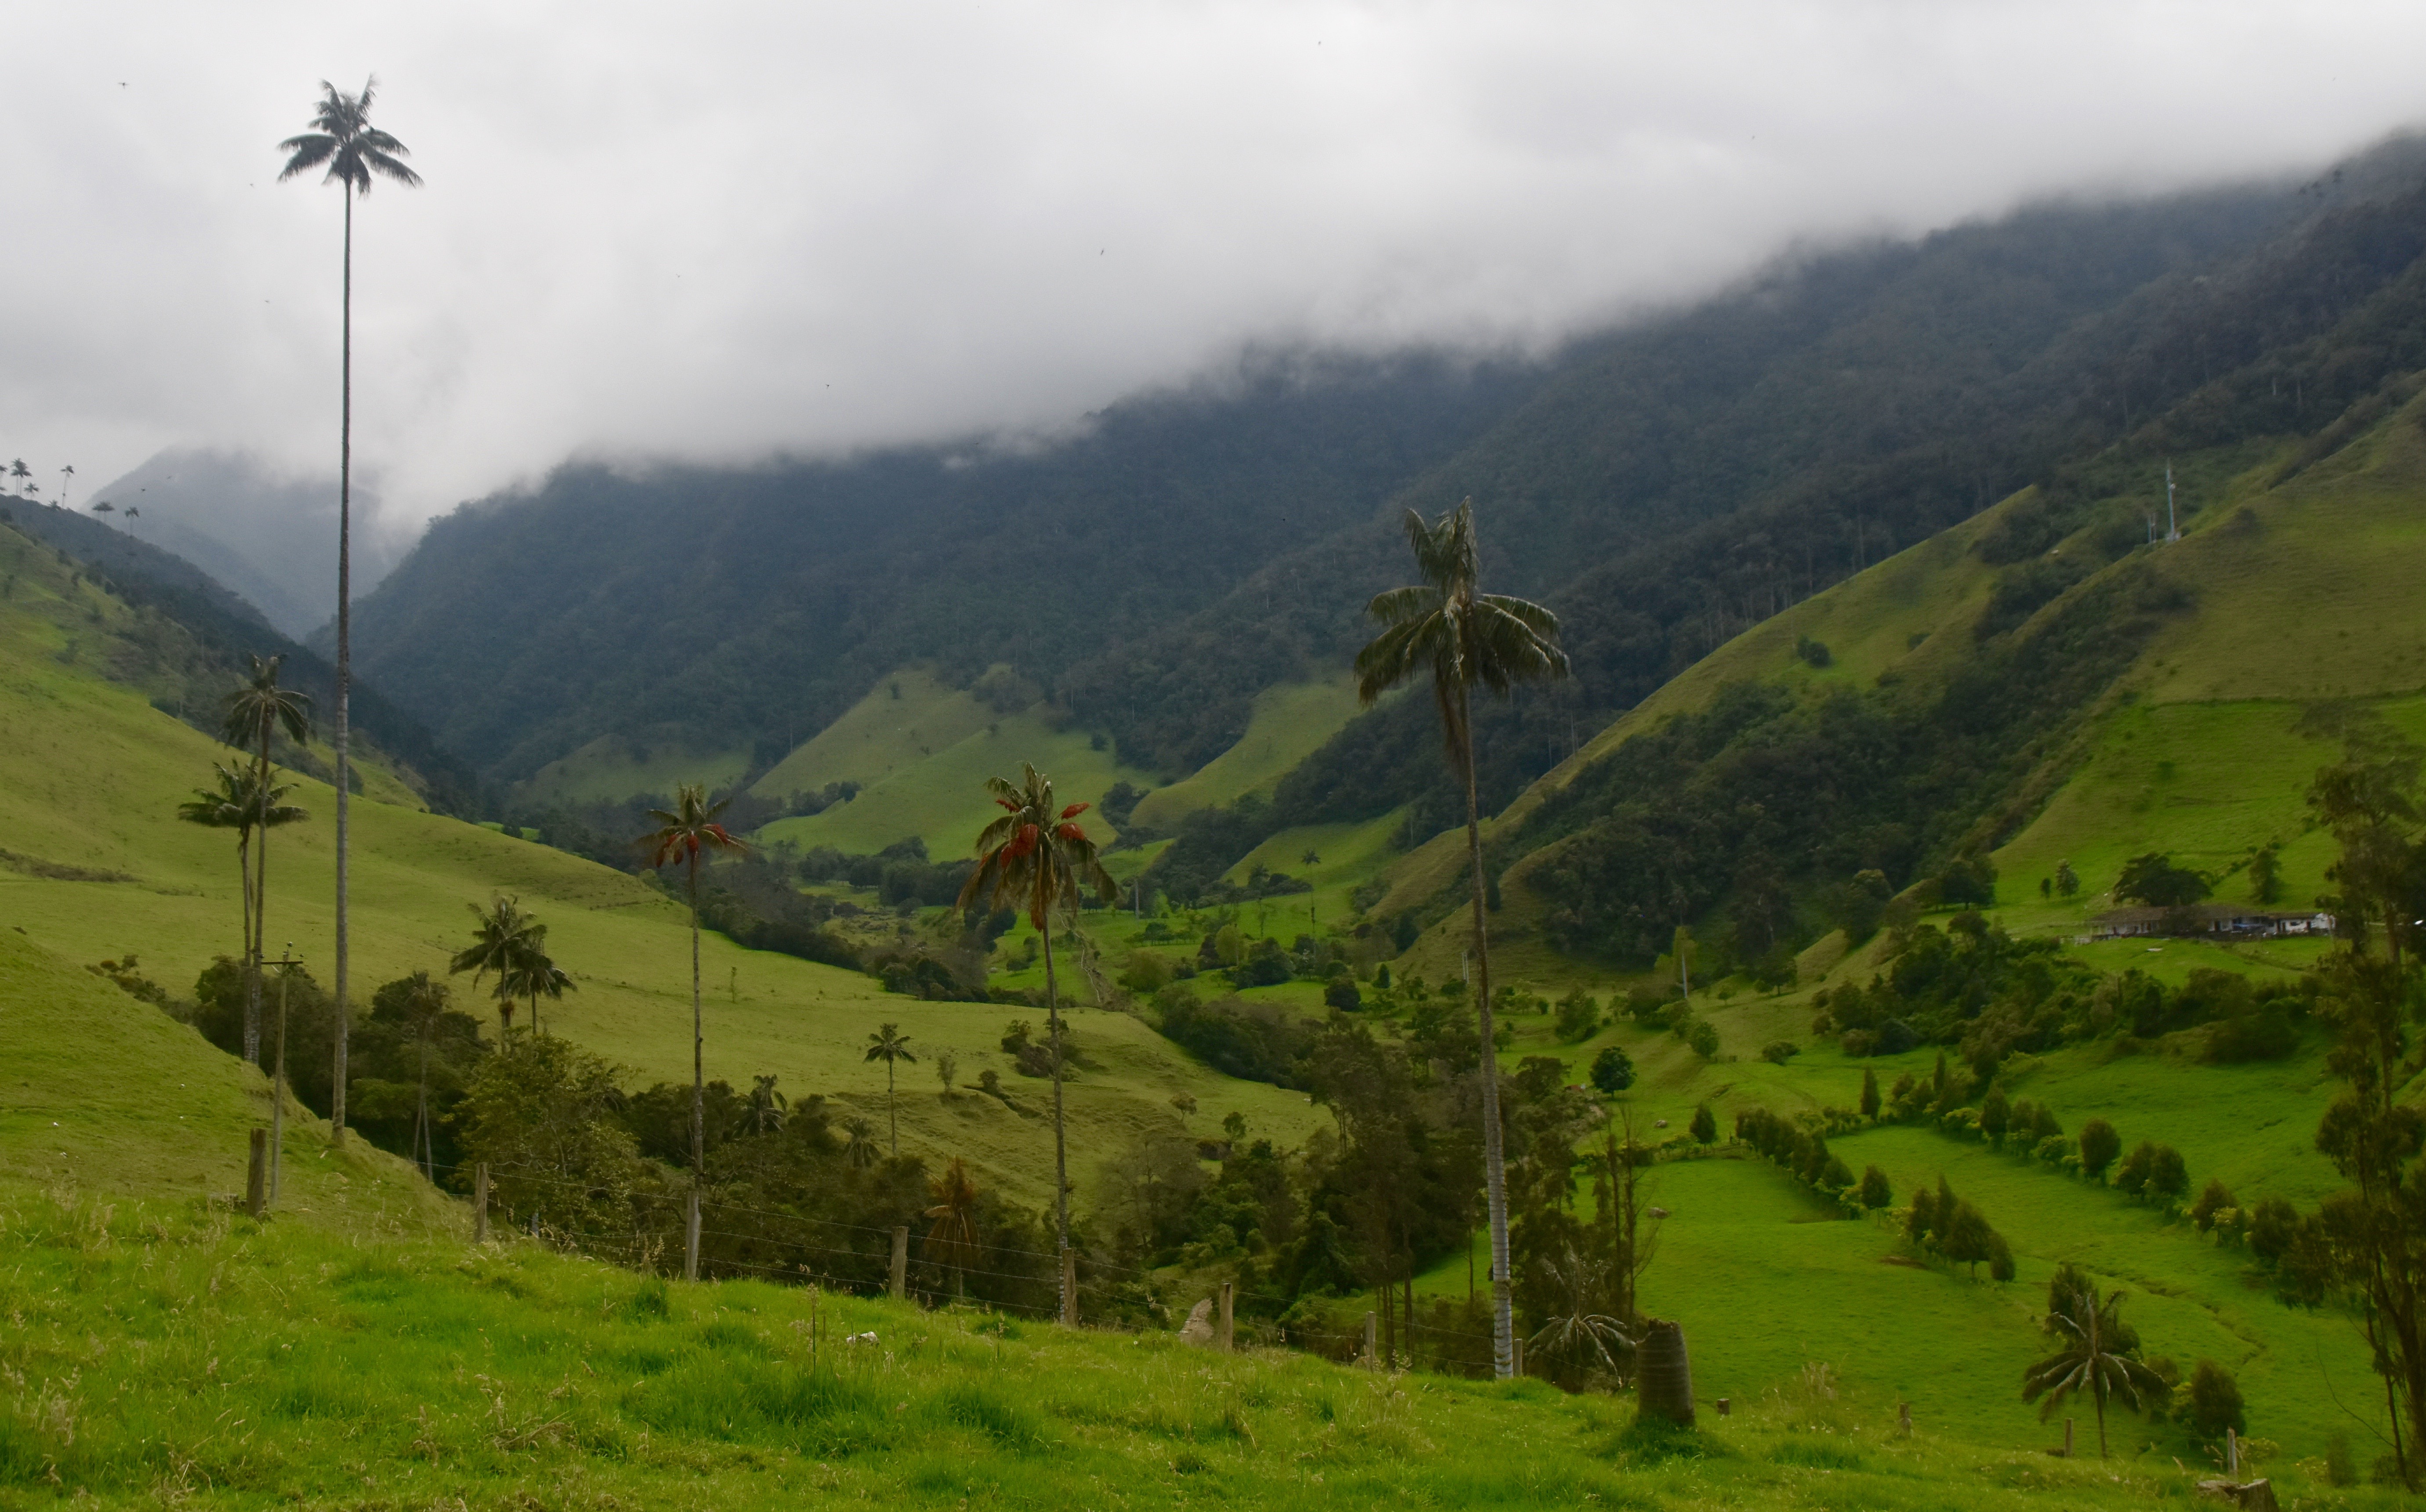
0 1184 2408 1509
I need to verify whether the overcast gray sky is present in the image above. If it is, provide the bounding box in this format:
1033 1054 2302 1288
7 1 2426 548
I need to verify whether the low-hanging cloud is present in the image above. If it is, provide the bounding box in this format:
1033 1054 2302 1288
6 0 2425 547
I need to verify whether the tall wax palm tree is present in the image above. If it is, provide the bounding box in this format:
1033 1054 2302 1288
449 894 540 1035
220 655 311 1068
956 761 1117 1317
511 948 574 1038
278 78 421 1150
1354 498 1569 1379
863 1023 916 1158
637 783 750 1282
924 1158 983 1299
745 1074 788 1136
2022 1284 2166 1458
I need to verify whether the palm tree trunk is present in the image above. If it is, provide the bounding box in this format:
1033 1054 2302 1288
272 964 289 1205
687 853 704 1283
238 831 258 1063
331 181 355 1150
415 1028 431 1180
1043 922 1072 1320
887 1059 899 1158
251 821 272 1068
1461 687 1514 1380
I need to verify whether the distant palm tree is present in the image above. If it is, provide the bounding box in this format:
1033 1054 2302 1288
956 761 1118 1311
7 460 28 495
220 655 311 1068
2022 1284 2166 1458
745 1074 788 1136
278 77 422 1151
56 464 72 510
511 948 575 1038
637 783 750 1281
843 1116 880 1169
864 1023 917 1158
1354 497 1568 1380
924 1158 983 1299
449 895 539 1035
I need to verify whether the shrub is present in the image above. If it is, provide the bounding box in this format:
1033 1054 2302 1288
2077 1117 2120 1178
1760 1040 1799 1065
2190 1179 2234 1233
1980 1089 2010 1143
2205 1004 2299 1062
1589 1045 1636 1095
2247 1196 2299 1263
1685 1019 1721 1059
1689 1104 1718 1145
2186 1360 2246 1437
2034 1134 2071 1165
1553 988 1601 1042
1858 1165 1892 1208
1859 1068 1880 1118
2115 1140 2155 1197
1322 979 1363 1012
2149 1144 2190 1203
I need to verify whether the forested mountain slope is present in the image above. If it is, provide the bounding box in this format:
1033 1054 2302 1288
348 354 1546 784
1374 372 2426 979
349 141 2426 815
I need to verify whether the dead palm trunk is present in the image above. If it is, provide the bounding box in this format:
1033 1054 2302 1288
1460 684 1516 1378
271 954 290 1205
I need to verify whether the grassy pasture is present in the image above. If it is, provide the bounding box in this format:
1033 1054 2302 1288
0 542 1323 1213
520 733 750 806
23 1180 2396 1511
1126 673 1367 830
754 703 1152 861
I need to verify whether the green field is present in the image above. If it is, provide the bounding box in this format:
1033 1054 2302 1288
752 669 1156 861
0 521 1321 1212
1126 674 1369 830
521 731 750 805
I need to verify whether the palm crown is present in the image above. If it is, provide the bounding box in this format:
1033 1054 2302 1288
449 894 541 1033
2021 1284 2166 1457
1353 498 1569 749
278 79 422 196
220 653 312 763
956 763 1118 926
639 785 750 874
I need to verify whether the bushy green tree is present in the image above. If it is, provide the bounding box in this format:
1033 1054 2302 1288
1589 1045 1635 1095
2186 1360 2246 1437
2191 1179 2235 1233
1858 1165 1892 1208
1553 988 1600 1042
1684 1018 1720 1059
1860 1067 1880 1119
1688 1104 1717 1145
456 1034 641 1240
2078 1117 2122 1179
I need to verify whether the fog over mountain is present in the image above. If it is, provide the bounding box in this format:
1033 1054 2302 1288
83 450 402 640
7 1 2426 554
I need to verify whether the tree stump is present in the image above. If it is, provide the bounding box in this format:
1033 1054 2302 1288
2195 1479 2278 1512
1178 1298 1216 1346
1635 1317 1695 1426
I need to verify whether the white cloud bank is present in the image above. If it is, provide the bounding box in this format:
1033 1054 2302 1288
4 1 2424 548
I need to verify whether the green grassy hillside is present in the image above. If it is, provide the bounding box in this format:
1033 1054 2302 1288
1126 674 1368 830
0 521 1322 1211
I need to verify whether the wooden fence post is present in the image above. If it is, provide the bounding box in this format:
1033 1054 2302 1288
1897 1401 1912 1436
245 1129 267 1219
473 1162 489 1243
2227 1427 2238 1476
2063 1418 2074 1457
890 1226 908 1299
1218 1281 1235 1352
1362 1310 1377 1368
1060 1246 1079 1327
1513 1335 1525 1378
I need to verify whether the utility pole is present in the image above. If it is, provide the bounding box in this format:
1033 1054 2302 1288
2165 463 2180 543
